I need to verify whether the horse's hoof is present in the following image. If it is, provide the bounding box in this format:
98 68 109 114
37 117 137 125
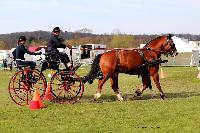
94 93 101 101
94 95 98 101
135 90 142 96
116 94 123 102
160 94 165 100
119 98 123 101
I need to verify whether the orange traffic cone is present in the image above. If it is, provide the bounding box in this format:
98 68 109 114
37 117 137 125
30 100 40 110
30 88 44 110
42 82 55 101
197 71 200 78
160 68 166 79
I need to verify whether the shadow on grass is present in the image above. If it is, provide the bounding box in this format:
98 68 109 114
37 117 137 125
42 91 200 105
80 94 117 103
79 91 200 103
125 91 200 101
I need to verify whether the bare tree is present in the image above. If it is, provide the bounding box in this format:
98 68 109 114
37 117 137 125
75 28 93 34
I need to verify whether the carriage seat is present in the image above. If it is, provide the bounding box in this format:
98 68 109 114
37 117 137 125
41 53 60 72
44 52 60 63
16 64 30 69
13 60 29 69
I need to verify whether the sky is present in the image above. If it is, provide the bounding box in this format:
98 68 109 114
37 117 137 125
0 0 200 35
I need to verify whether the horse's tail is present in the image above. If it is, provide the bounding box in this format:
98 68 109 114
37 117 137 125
85 54 102 84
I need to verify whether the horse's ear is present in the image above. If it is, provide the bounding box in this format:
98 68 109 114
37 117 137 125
167 34 174 40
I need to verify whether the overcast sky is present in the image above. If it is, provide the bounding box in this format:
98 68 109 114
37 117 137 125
0 0 200 34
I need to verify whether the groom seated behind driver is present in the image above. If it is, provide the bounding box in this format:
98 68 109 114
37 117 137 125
12 36 41 70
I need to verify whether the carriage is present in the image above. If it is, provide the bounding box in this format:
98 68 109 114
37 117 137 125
8 48 85 106
8 34 178 106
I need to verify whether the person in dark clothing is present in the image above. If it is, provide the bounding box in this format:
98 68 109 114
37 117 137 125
7 54 13 71
46 27 72 70
3 59 7 69
12 36 41 70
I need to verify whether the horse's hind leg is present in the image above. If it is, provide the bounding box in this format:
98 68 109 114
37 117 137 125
110 74 123 101
152 72 164 100
135 74 151 96
94 75 110 100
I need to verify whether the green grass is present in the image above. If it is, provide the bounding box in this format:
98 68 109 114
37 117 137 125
1 66 200 133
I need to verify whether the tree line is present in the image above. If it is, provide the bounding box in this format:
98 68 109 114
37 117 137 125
0 29 200 50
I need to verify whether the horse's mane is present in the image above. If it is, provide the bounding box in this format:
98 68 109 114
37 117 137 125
144 35 165 47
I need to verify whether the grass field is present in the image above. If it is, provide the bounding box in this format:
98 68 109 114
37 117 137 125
1 66 200 133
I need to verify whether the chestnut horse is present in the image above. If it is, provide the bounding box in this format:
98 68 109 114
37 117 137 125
86 34 178 101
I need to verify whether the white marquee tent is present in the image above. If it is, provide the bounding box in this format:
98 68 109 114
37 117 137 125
169 36 200 66
172 36 199 52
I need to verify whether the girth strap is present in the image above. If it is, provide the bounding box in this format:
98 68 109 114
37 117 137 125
138 50 149 66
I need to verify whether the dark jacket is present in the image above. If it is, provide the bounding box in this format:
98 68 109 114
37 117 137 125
3 59 7 64
47 35 66 53
12 44 38 60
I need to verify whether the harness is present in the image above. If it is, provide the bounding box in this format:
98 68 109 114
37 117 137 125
138 50 149 66
139 48 166 67
114 48 167 75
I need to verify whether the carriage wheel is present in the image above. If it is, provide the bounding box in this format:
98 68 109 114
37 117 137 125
8 69 47 106
50 72 84 104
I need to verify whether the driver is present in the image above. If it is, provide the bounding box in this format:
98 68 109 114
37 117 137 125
12 36 41 70
46 27 72 71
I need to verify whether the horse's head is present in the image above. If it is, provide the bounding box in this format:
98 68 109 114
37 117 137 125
162 34 178 57
145 34 178 57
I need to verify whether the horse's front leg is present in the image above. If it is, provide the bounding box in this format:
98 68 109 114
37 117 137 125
152 72 164 99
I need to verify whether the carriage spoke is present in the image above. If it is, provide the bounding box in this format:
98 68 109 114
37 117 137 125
53 85 63 91
55 76 62 83
50 72 84 102
68 91 75 98
8 69 46 106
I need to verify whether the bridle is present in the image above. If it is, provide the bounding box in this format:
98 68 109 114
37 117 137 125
146 38 177 57
162 38 177 57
